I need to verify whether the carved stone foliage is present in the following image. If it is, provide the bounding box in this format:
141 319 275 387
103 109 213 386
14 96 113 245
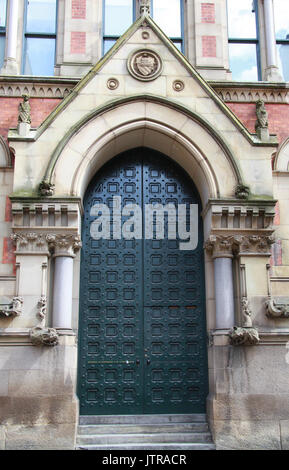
235 235 275 255
265 297 289 318
128 49 162 81
11 232 49 253
229 327 260 346
30 326 59 347
39 180 55 197
47 233 82 257
0 296 23 317
204 235 238 258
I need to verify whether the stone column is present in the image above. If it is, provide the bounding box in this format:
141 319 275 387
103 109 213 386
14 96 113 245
48 234 81 332
263 0 283 81
205 235 236 329
0 0 19 75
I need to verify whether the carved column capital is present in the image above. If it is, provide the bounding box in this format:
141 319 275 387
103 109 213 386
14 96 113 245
204 235 238 258
234 235 275 256
47 233 82 258
11 232 50 254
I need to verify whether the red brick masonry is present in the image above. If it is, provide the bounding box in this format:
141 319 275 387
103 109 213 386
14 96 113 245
72 0 86 19
201 3 215 23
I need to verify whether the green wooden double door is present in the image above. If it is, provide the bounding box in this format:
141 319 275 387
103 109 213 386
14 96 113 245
78 148 208 415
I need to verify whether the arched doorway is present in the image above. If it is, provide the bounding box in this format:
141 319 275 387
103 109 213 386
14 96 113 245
77 147 208 415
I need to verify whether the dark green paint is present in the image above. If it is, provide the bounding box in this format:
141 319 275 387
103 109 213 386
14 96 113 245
77 148 208 415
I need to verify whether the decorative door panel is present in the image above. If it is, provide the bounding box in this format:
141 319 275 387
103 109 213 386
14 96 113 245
78 148 208 415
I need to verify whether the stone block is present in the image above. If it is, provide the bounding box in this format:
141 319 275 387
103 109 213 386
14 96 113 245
213 419 281 450
0 426 5 450
5 423 76 450
280 420 289 450
0 395 78 425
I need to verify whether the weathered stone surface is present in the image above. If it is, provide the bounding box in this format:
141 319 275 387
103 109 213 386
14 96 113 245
213 420 281 450
280 420 289 450
209 394 289 421
0 426 5 450
0 396 78 425
5 423 76 450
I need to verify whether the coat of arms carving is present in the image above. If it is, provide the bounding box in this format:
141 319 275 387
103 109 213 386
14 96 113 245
128 49 162 81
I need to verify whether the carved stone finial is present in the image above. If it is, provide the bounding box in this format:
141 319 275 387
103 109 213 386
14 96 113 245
30 326 59 347
235 183 250 200
140 0 150 15
18 94 31 124
255 99 269 141
39 180 55 197
229 327 260 346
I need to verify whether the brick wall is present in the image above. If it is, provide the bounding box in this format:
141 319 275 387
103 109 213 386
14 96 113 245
226 102 289 144
201 3 215 23
72 0 86 19
71 32 86 54
202 36 216 57
0 97 61 139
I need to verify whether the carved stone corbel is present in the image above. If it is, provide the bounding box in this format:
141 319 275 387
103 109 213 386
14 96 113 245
30 326 59 347
0 296 23 317
265 297 289 318
229 327 260 346
265 264 289 318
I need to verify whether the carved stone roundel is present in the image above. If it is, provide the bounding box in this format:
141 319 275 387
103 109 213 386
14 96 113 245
127 49 163 81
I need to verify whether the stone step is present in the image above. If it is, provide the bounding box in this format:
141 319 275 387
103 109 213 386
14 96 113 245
78 422 209 435
77 443 216 451
77 432 213 446
79 414 207 426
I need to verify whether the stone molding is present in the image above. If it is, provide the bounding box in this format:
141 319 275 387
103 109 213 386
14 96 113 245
212 84 289 104
0 79 75 98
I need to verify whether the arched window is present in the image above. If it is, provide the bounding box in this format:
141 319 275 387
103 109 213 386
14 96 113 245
103 0 183 55
227 0 260 81
23 0 58 76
